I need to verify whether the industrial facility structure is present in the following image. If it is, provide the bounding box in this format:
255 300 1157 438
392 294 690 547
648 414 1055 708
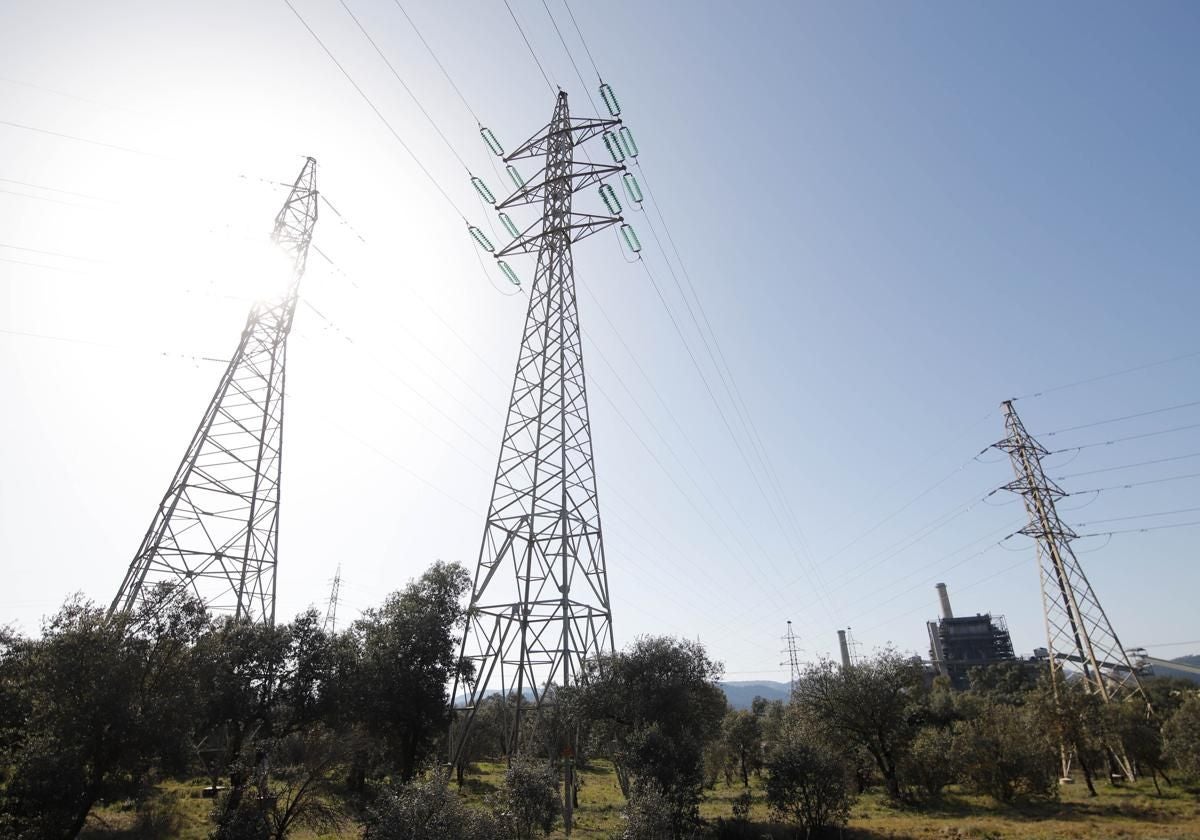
926 582 1016 689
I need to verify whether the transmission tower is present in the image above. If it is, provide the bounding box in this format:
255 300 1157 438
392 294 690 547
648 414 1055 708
781 621 801 694
111 158 319 624
450 92 628 763
323 563 342 633
995 399 1149 777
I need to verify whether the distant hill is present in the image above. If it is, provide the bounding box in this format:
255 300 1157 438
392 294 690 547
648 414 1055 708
720 680 790 709
1150 654 1200 685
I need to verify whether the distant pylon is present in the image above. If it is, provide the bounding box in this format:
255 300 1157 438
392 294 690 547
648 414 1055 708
995 400 1150 777
781 621 801 694
450 92 627 763
110 158 319 624
323 563 342 633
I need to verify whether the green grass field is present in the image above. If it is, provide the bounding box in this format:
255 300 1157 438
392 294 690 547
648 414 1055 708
82 761 1200 839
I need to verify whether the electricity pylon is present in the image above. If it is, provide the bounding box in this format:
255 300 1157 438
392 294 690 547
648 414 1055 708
323 563 343 633
781 621 801 695
450 92 625 764
995 399 1149 778
111 158 319 624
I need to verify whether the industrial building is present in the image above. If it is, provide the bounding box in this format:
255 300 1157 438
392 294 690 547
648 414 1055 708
927 582 1015 690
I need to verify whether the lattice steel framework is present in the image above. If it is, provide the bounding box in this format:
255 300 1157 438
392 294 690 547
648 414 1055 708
111 157 319 624
995 400 1149 776
781 621 801 696
450 93 622 762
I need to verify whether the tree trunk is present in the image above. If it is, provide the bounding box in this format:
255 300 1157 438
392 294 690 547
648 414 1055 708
65 787 99 839
347 749 367 793
1080 760 1097 797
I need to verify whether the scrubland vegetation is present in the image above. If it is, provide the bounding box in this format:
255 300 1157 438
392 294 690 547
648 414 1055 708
2 560 1199 839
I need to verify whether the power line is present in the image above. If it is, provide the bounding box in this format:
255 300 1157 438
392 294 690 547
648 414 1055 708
560 0 602 81
310 238 791 640
279 0 467 218
0 75 154 117
0 255 90 274
0 118 165 159
1076 520 1200 539
539 0 598 112
0 187 104 211
0 326 225 363
0 177 113 202
1073 471 1200 495
1071 506 1200 527
635 253 833 620
0 242 103 263
335 0 470 172
390 1 480 123
1048 422 1200 455
1040 399 1200 436
1013 349 1200 401
1055 451 1200 480
500 0 556 94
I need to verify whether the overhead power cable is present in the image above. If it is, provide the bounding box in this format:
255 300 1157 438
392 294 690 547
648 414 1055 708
501 0 556 94
1048 422 1200 454
1040 399 1200 436
334 0 470 172
0 242 103 263
0 177 113 202
538 0 598 112
0 118 166 159
1075 520 1200 539
1055 451 1200 480
1071 506 1200 528
533 6 839 613
1072 471 1200 495
309 238 792 639
561 0 602 81
391 1 480 123
1013 349 1200 401
279 0 467 219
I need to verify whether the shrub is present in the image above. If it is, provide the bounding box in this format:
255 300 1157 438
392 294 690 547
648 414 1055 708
364 776 501 840
619 781 674 840
765 741 855 836
499 758 561 839
731 788 753 821
900 726 957 799
1163 695 1200 776
952 703 1058 802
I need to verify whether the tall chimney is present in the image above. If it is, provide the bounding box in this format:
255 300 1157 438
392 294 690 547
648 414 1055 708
936 582 954 620
837 629 851 669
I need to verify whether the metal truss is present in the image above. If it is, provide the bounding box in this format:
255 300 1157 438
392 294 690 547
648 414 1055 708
110 158 318 625
451 93 619 763
995 399 1150 777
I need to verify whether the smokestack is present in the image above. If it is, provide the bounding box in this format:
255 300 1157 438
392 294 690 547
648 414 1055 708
837 629 851 669
936 582 954 620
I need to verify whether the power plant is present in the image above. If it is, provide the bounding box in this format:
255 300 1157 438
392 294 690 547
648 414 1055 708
925 582 1016 690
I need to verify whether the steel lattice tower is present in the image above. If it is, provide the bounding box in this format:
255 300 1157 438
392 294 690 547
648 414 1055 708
781 621 801 695
111 158 319 624
451 92 625 762
995 399 1149 776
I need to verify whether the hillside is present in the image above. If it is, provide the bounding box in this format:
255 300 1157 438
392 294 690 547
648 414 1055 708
719 679 790 709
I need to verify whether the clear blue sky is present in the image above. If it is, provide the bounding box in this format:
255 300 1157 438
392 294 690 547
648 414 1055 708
1 0 1197 679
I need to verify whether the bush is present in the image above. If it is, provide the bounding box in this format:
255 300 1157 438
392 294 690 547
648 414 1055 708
731 788 753 821
900 726 957 799
364 776 502 840
765 741 855 836
1163 695 1200 776
952 703 1058 802
619 781 674 840
498 758 561 839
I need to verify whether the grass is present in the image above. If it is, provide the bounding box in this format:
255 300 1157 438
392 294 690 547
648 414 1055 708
80 763 1200 839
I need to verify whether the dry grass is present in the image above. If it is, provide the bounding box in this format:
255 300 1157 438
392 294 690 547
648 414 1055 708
80 763 1200 839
